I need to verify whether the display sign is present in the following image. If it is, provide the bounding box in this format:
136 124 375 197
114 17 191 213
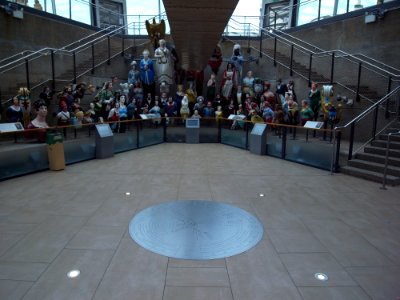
95 124 113 138
0 122 24 133
228 114 246 120
251 123 267 136
186 118 200 128
304 121 324 129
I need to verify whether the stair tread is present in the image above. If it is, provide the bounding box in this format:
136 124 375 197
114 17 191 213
349 158 400 172
365 145 400 152
341 165 399 180
357 152 400 162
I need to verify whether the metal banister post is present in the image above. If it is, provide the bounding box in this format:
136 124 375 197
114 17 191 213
121 35 125 57
51 50 55 90
91 43 95 74
372 105 379 140
273 37 277 67
73 51 77 84
386 76 392 118
356 62 362 102
308 53 313 87
25 59 30 89
330 52 335 85
348 122 355 160
107 36 111 65
290 45 294 76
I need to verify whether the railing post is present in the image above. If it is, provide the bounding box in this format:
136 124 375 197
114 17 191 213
281 126 287 159
346 0 350 13
121 35 125 57
356 62 362 102
25 59 30 90
51 50 55 90
290 45 294 76
91 43 95 74
385 75 392 118
334 130 342 172
387 75 392 94
136 121 140 148
107 36 111 65
245 123 249 150
259 30 263 58
274 11 277 29
318 0 322 21
218 120 222 143
72 51 77 84
163 117 167 142
372 105 379 140
348 122 355 160
308 53 313 87
330 52 335 85
273 36 277 67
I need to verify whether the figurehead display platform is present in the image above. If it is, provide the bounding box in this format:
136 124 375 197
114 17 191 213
129 200 263 260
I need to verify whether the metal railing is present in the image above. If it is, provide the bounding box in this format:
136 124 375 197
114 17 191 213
334 85 400 161
226 17 400 107
0 116 339 180
0 21 148 105
381 130 400 189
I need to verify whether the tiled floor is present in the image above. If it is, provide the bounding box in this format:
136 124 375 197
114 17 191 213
0 143 399 300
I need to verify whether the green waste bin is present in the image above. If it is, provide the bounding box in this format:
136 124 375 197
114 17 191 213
46 131 65 171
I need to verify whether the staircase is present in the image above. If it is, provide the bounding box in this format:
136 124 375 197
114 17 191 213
263 49 381 101
340 122 400 186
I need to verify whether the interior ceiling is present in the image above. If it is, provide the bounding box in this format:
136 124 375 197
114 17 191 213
163 0 240 71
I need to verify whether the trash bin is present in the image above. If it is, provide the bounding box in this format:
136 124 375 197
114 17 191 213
46 131 65 171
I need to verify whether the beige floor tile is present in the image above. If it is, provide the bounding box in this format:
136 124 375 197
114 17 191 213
163 286 233 300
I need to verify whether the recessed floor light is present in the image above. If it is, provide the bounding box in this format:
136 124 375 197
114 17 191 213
259 193 265 197
314 272 328 281
67 270 80 278
125 192 131 196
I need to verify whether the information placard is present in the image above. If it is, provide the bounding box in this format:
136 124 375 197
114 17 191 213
251 123 267 136
0 122 24 133
95 124 113 138
304 121 324 129
186 118 200 128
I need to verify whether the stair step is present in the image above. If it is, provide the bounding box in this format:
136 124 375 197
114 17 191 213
347 159 400 177
379 133 400 143
355 152 400 167
340 166 400 186
371 139 400 150
364 146 400 158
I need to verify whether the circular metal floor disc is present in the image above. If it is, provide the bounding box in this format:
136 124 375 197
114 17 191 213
129 200 264 260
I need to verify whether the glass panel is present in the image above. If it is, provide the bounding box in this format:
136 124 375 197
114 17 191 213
336 0 350 14
71 0 91 25
139 122 163 147
54 1 70 19
113 131 139 153
266 134 282 158
221 119 247 149
199 119 218 143
284 128 334 170
320 0 336 19
166 118 186 143
297 0 319 25
0 143 48 180
64 137 96 164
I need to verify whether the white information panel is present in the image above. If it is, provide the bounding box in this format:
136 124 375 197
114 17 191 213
95 124 113 138
251 123 267 136
0 122 24 133
186 118 200 128
228 114 246 120
304 121 324 129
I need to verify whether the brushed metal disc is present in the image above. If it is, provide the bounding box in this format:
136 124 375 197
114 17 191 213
129 200 263 260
